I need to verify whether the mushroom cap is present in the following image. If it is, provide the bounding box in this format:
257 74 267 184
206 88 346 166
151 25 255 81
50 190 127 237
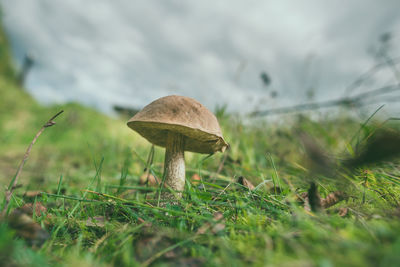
127 95 228 154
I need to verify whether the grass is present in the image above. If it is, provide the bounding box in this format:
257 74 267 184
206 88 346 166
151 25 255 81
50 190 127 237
1 24 400 267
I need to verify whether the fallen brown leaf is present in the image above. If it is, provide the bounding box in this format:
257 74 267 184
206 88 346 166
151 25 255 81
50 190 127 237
299 189 347 212
237 176 255 190
140 172 160 186
7 209 49 247
321 191 346 208
18 202 47 217
338 207 349 217
137 217 152 227
297 192 311 212
190 173 201 185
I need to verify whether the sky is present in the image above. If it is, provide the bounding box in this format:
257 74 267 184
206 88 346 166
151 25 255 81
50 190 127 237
1 0 400 114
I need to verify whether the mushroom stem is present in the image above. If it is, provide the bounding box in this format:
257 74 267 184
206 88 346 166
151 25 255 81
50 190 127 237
163 131 185 199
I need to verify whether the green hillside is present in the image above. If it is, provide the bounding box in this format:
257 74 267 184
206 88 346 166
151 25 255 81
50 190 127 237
0 23 151 190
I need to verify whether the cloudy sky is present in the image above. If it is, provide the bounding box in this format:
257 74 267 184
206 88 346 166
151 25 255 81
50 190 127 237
1 0 400 114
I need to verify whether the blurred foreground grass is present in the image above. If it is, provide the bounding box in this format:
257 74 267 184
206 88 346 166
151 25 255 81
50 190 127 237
1 25 400 267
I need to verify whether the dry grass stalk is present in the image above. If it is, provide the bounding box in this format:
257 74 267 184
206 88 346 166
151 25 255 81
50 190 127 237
1 110 63 217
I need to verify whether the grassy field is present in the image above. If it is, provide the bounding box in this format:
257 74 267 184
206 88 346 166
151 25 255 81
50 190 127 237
1 25 400 267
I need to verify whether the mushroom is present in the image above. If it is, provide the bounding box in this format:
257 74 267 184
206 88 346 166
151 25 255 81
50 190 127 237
127 95 228 199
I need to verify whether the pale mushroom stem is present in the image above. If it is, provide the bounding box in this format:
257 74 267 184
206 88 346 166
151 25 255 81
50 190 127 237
163 131 185 199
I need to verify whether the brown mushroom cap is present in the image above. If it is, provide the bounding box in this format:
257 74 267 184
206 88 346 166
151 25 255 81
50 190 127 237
127 95 228 154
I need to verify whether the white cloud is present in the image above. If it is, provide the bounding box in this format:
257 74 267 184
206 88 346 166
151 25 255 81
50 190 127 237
1 0 400 114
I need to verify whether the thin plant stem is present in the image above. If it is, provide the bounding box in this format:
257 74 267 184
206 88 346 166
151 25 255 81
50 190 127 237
1 110 64 217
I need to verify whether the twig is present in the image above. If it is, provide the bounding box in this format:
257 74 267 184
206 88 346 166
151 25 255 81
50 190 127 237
343 57 400 96
250 84 400 117
211 180 233 201
1 110 64 217
377 47 400 84
252 55 400 117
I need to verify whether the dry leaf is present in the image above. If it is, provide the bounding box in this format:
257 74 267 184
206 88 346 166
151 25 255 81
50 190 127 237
237 176 255 190
213 212 224 221
297 192 311 212
164 250 177 259
137 217 152 227
338 207 349 217
321 191 346 208
196 224 208 235
18 202 47 217
191 173 201 185
7 209 49 247
140 172 160 186
300 189 347 212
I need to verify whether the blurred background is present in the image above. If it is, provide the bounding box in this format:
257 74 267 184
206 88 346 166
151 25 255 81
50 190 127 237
1 0 400 116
